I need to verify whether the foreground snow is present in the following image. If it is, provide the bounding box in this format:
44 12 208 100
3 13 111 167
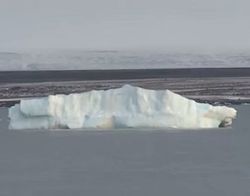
9 85 237 130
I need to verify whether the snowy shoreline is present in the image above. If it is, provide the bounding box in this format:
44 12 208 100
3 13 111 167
1 79 250 107
1 68 250 107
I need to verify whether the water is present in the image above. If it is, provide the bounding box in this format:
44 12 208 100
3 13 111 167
1 50 250 70
0 105 250 195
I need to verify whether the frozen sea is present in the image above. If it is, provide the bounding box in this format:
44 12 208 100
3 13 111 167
1 50 250 70
0 105 250 195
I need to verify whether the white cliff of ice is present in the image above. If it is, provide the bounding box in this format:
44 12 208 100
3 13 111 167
8 85 237 130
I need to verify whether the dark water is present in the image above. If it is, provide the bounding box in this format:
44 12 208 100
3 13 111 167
0 105 250 196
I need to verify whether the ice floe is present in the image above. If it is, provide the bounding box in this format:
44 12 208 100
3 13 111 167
9 85 237 130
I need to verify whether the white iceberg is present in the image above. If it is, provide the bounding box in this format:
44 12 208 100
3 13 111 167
8 85 237 130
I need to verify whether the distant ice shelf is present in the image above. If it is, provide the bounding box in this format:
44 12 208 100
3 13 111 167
8 85 237 130
1 51 250 70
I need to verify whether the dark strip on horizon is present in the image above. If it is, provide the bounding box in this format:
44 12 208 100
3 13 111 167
0 67 250 83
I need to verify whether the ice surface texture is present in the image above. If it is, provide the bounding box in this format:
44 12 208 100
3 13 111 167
1 51 250 71
9 85 237 130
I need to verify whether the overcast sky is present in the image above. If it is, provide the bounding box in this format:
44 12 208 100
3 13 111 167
0 0 249 51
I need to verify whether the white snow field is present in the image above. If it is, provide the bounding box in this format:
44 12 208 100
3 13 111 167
9 85 237 130
1 51 250 71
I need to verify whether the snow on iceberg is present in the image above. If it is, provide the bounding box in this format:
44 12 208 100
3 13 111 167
8 85 237 130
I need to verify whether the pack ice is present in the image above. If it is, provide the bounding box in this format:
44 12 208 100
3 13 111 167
8 85 237 130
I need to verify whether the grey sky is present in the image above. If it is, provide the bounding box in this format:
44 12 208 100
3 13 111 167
0 0 249 51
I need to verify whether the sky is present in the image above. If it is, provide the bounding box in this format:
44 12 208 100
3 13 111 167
0 0 249 51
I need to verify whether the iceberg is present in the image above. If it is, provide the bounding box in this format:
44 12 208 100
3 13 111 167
8 85 237 130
